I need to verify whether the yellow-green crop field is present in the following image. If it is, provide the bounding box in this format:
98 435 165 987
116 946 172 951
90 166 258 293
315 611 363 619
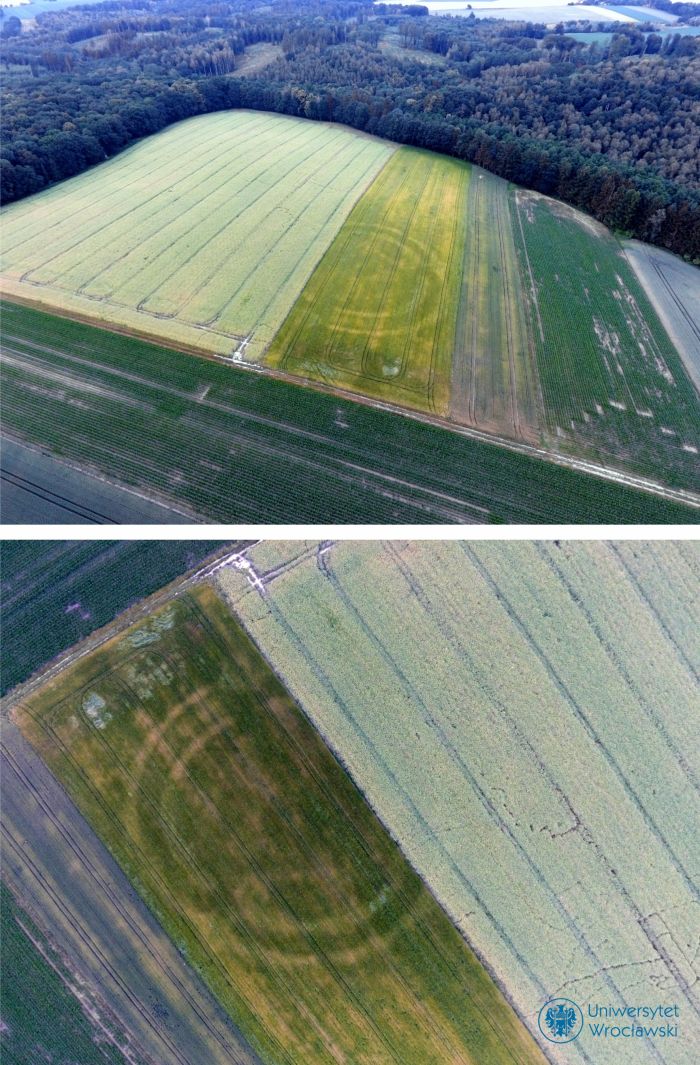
0 111 394 360
17 583 547 1065
266 148 469 417
219 541 700 1065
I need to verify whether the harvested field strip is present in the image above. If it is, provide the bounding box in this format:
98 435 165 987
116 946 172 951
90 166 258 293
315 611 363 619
0 112 394 359
266 147 469 416
1 301 697 524
219 541 700 1065
450 172 538 440
512 191 700 487
17 585 547 1065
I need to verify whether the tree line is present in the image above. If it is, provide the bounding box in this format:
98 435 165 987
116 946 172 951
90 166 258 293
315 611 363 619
1 0 698 260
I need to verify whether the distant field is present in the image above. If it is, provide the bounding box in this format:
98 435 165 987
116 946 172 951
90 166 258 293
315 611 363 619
17 584 546 1065
267 148 469 416
0 111 394 360
220 540 700 1065
231 42 283 77
606 4 679 20
420 0 634 22
0 539 224 695
568 26 700 42
4 303 695 523
513 191 700 484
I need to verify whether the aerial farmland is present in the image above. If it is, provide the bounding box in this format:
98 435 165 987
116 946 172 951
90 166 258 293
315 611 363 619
10 577 546 1065
3 300 693 524
218 539 700 1065
1 110 698 520
3 539 697 1062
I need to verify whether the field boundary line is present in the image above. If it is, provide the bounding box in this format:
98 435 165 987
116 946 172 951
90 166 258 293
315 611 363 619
230 586 568 1065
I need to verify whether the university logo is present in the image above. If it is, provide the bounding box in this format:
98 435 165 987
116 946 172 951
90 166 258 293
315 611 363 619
538 998 584 1043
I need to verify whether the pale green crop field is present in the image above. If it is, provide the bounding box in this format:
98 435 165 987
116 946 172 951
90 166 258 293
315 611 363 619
0 111 395 359
220 540 700 1065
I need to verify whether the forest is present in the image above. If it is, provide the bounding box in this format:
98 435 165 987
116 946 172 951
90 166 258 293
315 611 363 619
1 0 699 260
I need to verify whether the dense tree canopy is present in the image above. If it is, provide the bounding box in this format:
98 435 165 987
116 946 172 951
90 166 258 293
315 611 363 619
1 0 698 259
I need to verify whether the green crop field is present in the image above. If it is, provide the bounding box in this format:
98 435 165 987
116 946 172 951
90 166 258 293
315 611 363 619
4 302 695 523
219 540 700 1065
17 584 546 1065
0 881 126 1064
0 111 394 360
513 191 700 485
0 540 226 695
266 147 469 417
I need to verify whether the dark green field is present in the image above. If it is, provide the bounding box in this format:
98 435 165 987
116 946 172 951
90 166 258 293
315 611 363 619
0 540 224 695
19 585 547 1065
1 301 697 523
0 881 127 1064
513 193 700 486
